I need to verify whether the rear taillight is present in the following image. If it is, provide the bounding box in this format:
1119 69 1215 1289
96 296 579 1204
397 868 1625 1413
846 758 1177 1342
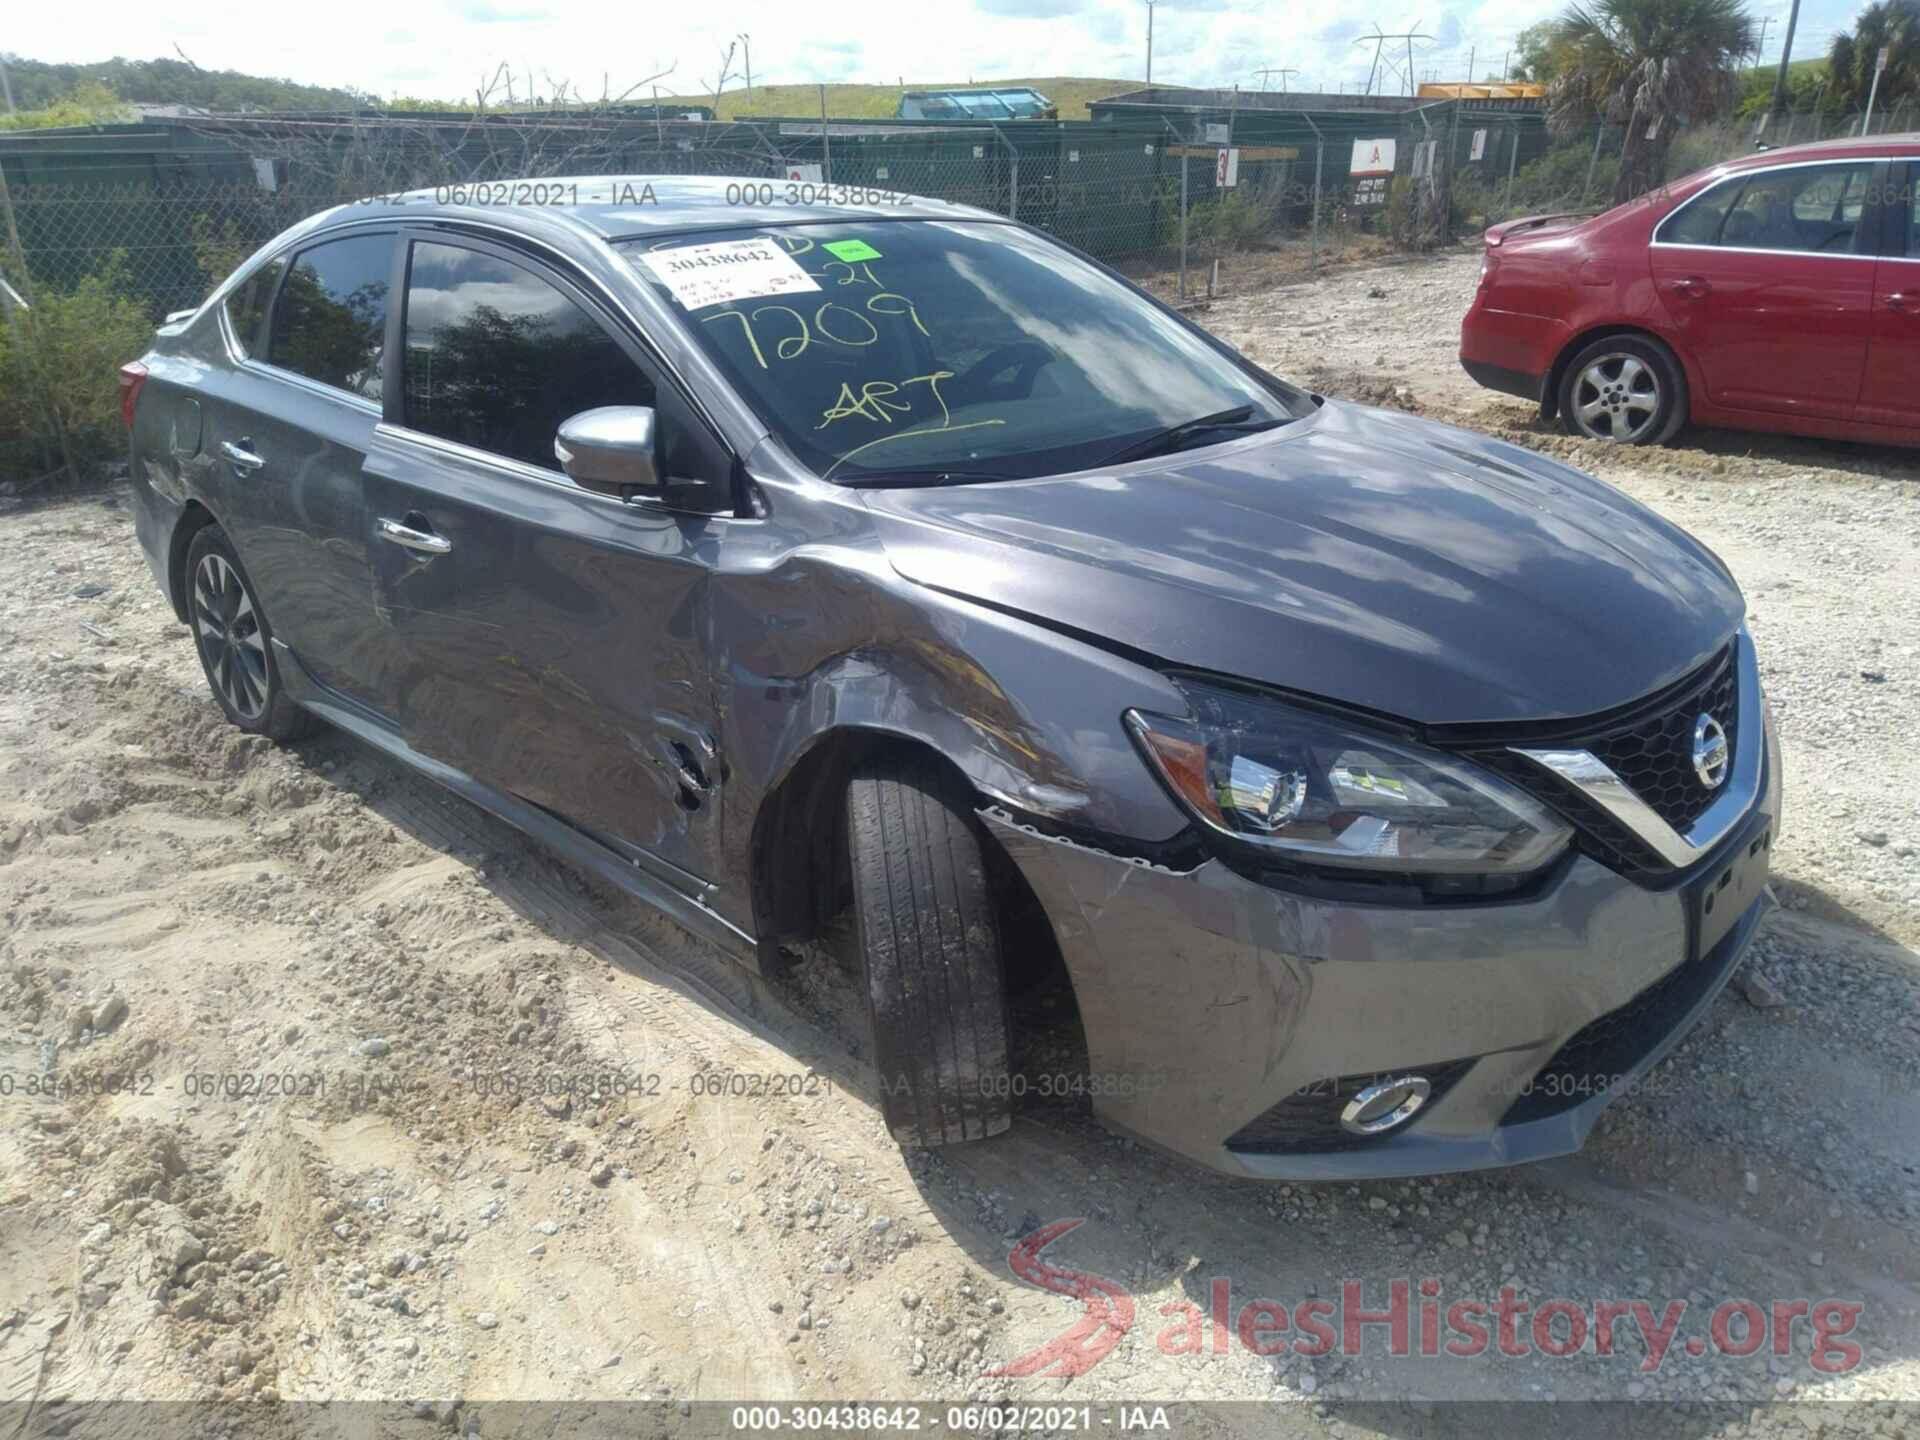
118 361 148 429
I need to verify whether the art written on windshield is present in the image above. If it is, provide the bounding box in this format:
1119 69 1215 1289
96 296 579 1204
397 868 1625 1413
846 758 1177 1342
650 231 1005 478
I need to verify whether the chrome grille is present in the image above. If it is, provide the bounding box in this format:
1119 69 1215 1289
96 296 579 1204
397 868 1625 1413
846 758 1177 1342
1454 643 1742 877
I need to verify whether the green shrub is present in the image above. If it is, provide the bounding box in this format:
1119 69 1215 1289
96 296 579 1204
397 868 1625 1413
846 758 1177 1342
1452 140 1621 228
0 254 157 487
0 81 136 132
191 214 259 292
1184 181 1290 255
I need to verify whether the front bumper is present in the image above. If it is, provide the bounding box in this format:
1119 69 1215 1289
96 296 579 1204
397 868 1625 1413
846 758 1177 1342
983 725 1780 1180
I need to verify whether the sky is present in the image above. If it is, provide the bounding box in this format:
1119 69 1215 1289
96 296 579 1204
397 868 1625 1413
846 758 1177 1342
7 0 1876 104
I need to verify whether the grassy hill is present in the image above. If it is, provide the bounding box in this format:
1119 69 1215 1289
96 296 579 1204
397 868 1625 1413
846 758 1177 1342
1735 55 1832 116
651 76 1137 122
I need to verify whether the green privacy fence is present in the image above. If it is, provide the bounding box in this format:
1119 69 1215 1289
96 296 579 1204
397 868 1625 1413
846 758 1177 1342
0 101 1875 490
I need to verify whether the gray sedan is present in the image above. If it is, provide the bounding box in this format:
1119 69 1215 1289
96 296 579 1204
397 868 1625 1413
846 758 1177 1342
121 177 1780 1179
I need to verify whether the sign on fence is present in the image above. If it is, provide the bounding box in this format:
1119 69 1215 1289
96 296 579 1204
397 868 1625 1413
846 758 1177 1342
1470 128 1487 162
785 163 822 182
1350 138 1396 176
1351 137 1395 205
1215 147 1240 188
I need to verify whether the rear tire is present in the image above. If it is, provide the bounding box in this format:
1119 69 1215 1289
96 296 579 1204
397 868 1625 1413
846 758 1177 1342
185 525 316 742
1557 335 1688 446
846 752 1012 1148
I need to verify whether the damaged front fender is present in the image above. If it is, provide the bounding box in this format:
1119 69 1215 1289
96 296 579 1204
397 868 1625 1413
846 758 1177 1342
709 517 1192 937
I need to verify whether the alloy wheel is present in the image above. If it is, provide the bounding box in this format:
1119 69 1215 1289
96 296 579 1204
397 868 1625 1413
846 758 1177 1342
193 552 269 721
1571 353 1661 442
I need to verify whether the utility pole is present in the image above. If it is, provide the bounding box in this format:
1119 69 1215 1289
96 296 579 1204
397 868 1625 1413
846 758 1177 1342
738 33 752 111
1768 0 1802 116
1355 26 1432 97
1252 67 1298 91
1863 45 1890 133
1466 46 1475 87
1752 16 1772 77
0 54 15 116
1143 0 1156 89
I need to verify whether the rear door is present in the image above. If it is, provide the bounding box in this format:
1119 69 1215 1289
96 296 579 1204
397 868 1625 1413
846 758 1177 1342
203 228 399 707
1650 160 1881 422
1858 160 1920 431
361 231 737 887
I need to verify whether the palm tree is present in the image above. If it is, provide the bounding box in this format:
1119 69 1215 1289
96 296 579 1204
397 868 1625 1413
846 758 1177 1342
1543 0 1758 204
1828 2 1918 130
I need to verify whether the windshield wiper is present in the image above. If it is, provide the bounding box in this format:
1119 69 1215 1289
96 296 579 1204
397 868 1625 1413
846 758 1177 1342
1096 405 1286 468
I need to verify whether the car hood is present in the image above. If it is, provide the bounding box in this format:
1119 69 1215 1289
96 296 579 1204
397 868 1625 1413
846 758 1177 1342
863 401 1744 726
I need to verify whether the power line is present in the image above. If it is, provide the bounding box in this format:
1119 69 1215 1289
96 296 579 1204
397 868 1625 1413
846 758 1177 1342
1354 23 1434 98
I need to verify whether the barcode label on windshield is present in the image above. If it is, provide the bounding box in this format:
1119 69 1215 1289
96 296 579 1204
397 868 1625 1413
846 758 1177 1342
640 239 822 310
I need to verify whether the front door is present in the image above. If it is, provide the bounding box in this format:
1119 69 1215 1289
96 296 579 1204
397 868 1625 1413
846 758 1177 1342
362 233 736 888
1650 160 1880 422
1858 162 1920 432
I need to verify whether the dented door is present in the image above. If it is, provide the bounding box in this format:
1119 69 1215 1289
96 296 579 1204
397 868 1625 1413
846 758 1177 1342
362 232 731 888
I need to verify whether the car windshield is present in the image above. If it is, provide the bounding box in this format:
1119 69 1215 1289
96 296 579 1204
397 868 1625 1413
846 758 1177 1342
618 221 1296 483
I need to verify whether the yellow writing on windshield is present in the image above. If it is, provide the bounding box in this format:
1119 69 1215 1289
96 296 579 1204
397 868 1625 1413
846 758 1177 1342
818 380 911 428
698 291 919 370
817 370 956 430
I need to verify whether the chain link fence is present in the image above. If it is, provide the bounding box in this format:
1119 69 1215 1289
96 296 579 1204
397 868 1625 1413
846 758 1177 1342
0 102 1901 491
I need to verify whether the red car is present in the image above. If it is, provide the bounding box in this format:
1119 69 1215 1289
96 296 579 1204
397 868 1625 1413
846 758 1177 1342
1461 134 1920 447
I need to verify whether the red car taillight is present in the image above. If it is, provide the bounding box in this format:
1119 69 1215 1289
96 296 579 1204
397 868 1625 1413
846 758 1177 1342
118 361 149 429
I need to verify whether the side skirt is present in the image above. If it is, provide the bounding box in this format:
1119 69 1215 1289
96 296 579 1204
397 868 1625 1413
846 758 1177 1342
274 639 759 966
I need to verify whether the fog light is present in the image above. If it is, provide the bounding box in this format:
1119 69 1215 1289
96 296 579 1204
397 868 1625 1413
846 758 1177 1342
1339 1075 1432 1135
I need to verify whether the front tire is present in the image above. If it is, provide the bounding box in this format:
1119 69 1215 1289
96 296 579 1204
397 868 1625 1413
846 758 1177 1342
185 525 315 742
1557 335 1688 446
846 752 1012 1148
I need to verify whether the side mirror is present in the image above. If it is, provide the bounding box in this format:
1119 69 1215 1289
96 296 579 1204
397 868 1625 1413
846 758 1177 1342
554 406 659 497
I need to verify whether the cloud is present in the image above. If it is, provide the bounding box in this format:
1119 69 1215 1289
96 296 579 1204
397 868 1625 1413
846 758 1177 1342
449 0 554 22
974 0 1087 15
8 0 1589 106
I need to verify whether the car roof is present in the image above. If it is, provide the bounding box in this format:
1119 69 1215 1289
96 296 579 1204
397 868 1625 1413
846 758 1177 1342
350 174 1003 243
1720 132 1920 170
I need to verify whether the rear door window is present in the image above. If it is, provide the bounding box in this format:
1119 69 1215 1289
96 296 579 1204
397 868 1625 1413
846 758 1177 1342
1659 175 1743 245
400 241 660 472
1719 164 1875 254
224 256 285 357
267 233 392 399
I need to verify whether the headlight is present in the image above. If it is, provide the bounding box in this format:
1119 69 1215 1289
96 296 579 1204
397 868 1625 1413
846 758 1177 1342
1125 680 1571 875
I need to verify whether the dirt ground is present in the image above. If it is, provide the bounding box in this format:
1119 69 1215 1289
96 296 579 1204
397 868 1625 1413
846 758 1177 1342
2 249 1918 1432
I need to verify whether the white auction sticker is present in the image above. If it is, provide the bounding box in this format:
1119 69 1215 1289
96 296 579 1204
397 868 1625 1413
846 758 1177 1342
640 238 821 310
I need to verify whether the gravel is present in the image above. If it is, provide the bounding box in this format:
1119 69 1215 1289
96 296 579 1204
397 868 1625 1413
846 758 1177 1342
0 251 1915 1414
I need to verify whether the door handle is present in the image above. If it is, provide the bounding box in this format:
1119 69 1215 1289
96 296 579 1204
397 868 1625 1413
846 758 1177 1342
1666 276 1711 299
375 516 452 555
219 438 265 472
1889 292 1911 312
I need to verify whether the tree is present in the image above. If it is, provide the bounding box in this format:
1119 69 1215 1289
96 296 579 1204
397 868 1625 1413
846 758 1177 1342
1512 22 1562 83
1826 2 1918 117
1542 0 1758 205
0 54 371 112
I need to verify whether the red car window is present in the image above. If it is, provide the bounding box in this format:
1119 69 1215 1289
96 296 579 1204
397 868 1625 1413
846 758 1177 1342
1720 164 1874 254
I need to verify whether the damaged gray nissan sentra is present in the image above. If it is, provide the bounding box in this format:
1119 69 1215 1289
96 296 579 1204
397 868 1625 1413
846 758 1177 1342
123 178 1780 1179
